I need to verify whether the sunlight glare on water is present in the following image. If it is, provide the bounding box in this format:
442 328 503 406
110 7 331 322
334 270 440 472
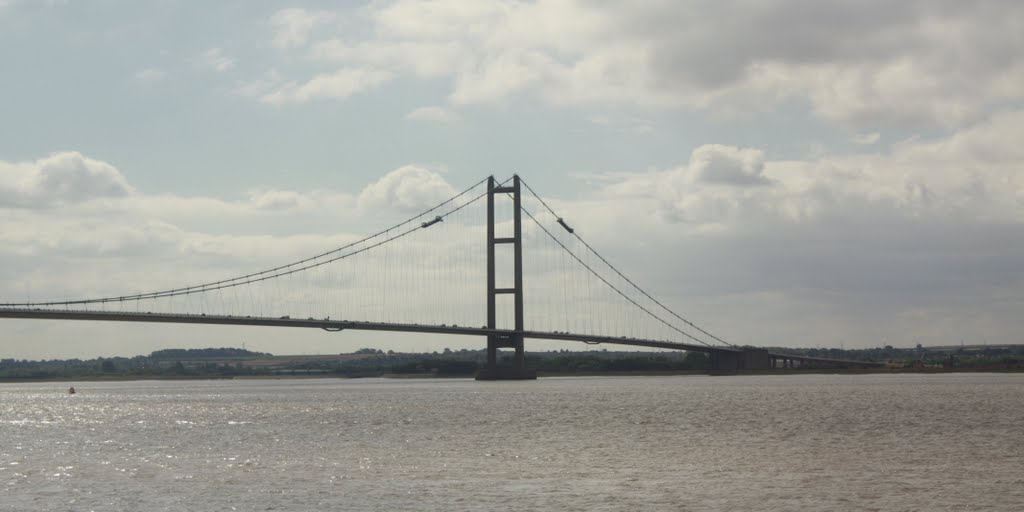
1 374 1022 511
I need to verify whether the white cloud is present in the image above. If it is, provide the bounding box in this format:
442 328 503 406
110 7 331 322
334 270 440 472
0 153 434 265
134 68 166 82
585 115 654 135
358 165 456 213
259 68 391 105
0 151 134 208
278 0 1024 128
688 145 770 187
247 189 306 211
309 38 465 78
547 112 1024 347
590 145 772 227
853 132 881 145
0 155 445 306
622 110 1024 230
405 106 459 122
195 47 235 73
234 68 283 100
270 8 335 49
0 154 466 265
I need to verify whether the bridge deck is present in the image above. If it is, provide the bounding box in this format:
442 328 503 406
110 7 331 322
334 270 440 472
768 353 886 367
922 344 1023 352
0 308 736 354
0 308 885 367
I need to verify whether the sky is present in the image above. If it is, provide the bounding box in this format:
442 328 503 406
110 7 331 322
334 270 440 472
1 0 1023 359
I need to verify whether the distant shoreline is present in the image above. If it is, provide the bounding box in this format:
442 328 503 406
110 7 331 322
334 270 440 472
3 367 1021 384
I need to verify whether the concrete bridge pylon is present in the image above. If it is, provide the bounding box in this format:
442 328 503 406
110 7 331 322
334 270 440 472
477 175 536 380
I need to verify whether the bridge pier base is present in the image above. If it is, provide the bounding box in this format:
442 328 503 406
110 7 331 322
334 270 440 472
710 348 772 374
476 333 536 380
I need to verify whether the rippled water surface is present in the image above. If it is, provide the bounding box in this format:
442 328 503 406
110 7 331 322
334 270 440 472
2 374 1022 511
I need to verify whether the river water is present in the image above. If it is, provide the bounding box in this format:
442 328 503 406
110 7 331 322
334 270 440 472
1 373 1021 511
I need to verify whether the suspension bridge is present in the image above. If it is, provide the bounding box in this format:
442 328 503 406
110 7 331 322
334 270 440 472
0 175 880 378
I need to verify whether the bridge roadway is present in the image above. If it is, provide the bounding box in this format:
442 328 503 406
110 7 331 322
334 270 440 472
0 308 727 352
0 308 883 369
922 344 1024 352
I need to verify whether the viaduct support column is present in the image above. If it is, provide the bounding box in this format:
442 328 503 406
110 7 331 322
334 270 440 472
477 175 536 380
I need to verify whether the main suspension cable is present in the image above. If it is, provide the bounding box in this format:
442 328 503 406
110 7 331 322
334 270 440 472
3 177 492 307
518 203 714 347
518 177 734 348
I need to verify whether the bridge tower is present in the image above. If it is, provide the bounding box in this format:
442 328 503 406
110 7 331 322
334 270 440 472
477 175 537 380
